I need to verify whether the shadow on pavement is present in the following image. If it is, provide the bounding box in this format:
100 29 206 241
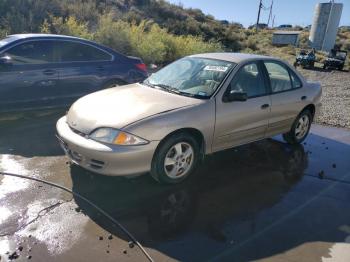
0 109 66 157
70 139 310 261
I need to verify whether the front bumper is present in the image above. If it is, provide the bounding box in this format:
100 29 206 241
56 116 159 176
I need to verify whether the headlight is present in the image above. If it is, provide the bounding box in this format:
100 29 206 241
89 128 149 145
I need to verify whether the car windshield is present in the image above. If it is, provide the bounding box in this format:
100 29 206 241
328 50 347 60
144 57 235 99
335 51 347 60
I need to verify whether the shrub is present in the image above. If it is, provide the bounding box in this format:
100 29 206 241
94 15 131 54
41 16 93 40
245 37 258 51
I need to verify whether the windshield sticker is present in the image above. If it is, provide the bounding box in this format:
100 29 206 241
198 91 207 96
204 65 229 72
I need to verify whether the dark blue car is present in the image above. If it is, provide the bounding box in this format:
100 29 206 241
0 34 148 112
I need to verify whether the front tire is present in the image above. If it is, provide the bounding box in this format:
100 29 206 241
151 133 200 184
283 110 312 145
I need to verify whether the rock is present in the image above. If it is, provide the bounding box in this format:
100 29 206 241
106 250 110 254
123 250 127 254
27 255 32 260
108 234 113 240
8 251 19 260
75 207 81 213
128 242 135 249
18 246 23 252
99 236 103 241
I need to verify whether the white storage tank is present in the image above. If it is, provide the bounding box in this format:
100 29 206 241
309 2 343 51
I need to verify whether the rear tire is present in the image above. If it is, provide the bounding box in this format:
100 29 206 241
283 110 312 145
151 133 200 184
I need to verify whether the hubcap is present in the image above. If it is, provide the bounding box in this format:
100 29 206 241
164 142 194 179
295 115 310 139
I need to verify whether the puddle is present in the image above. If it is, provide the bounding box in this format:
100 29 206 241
0 206 11 224
18 201 89 255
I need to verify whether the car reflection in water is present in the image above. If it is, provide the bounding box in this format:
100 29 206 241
70 138 307 247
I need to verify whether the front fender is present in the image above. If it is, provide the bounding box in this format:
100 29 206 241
123 100 216 154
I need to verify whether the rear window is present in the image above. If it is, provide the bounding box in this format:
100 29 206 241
58 41 112 62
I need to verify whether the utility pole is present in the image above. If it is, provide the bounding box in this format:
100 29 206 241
256 0 263 32
267 0 274 27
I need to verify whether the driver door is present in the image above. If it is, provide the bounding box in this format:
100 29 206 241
0 40 59 111
213 61 271 152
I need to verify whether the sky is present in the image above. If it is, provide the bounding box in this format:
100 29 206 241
167 0 350 27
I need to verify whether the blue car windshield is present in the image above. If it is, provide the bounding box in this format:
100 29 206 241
144 57 235 99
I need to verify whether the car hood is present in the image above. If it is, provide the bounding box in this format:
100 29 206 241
67 83 202 134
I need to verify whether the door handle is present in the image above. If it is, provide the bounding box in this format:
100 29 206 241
43 69 56 75
261 104 270 109
301 96 307 100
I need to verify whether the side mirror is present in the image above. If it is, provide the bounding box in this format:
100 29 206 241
225 90 248 102
0 56 12 66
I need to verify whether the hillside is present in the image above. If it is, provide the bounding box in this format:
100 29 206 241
0 0 349 67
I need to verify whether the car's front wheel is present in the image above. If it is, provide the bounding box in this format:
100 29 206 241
283 110 312 145
151 133 200 184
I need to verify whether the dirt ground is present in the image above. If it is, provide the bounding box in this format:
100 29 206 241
299 67 350 129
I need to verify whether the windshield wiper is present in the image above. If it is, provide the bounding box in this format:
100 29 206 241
142 80 155 88
156 84 195 97
145 82 207 99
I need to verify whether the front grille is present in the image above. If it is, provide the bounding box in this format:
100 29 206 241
89 159 105 169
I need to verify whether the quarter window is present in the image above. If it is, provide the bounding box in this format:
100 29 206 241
229 62 267 98
264 62 292 93
4 41 54 64
58 41 111 62
290 70 302 88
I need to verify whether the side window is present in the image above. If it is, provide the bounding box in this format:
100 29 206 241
290 70 302 88
229 62 266 98
58 41 111 62
4 41 54 64
264 62 292 93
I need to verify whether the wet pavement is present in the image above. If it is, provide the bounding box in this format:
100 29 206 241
0 109 350 262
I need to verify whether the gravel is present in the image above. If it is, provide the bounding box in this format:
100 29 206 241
299 68 350 129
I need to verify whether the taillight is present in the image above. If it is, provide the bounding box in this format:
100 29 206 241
135 63 147 72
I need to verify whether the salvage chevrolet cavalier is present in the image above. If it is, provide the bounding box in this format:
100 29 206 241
56 53 322 184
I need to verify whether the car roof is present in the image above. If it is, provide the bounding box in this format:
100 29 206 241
190 52 276 64
8 33 84 41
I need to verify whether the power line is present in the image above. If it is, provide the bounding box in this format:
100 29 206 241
256 0 263 32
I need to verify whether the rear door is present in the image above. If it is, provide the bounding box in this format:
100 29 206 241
55 40 114 101
0 40 59 111
263 60 305 137
213 61 271 151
